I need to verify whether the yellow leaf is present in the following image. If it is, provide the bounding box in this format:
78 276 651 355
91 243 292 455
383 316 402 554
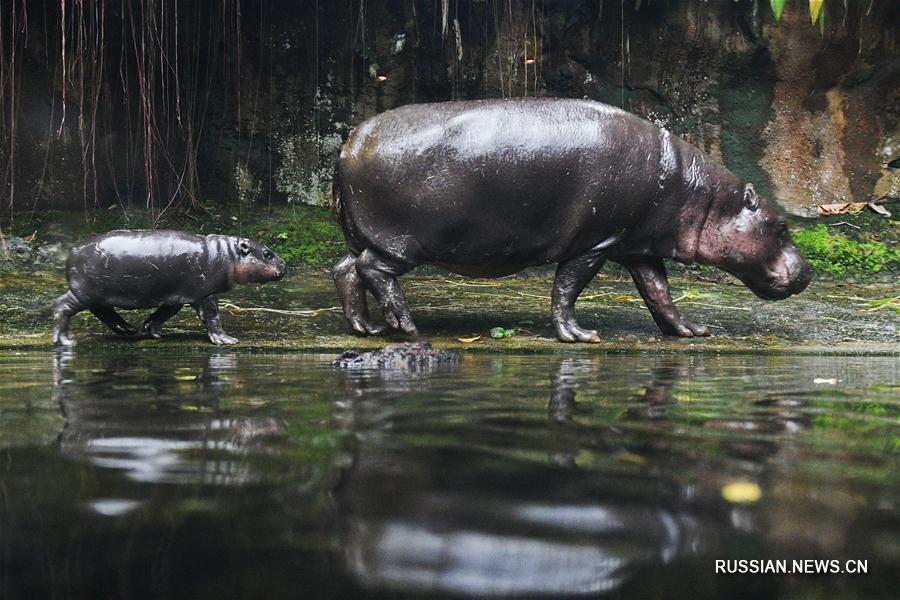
722 481 762 504
457 335 481 343
175 375 197 381
809 0 823 25
614 452 647 465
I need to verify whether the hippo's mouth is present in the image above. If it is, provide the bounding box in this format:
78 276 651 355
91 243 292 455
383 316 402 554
749 285 792 301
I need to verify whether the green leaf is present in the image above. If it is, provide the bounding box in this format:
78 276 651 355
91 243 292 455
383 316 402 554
489 327 516 339
770 0 787 22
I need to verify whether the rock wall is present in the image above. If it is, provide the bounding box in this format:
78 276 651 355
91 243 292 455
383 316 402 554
2 0 898 215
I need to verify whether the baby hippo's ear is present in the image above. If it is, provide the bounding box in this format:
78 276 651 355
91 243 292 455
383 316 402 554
743 183 759 212
239 239 252 255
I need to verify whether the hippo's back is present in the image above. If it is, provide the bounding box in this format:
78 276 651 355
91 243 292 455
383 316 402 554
336 98 678 270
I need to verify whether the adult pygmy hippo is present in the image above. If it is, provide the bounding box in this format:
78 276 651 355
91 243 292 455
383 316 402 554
332 98 812 342
52 230 286 346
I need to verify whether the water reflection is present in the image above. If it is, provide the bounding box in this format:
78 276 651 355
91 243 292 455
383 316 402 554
337 356 716 597
0 350 896 599
53 350 286 487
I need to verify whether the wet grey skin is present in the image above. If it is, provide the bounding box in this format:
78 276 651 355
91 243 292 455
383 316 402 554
51 230 287 346
332 98 813 342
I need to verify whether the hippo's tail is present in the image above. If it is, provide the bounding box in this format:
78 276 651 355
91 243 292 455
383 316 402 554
330 162 344 224
330 159 363 255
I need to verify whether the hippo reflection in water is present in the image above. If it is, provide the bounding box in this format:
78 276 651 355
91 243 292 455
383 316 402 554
53 351 286 487
332 357 724 597
333 98 812 341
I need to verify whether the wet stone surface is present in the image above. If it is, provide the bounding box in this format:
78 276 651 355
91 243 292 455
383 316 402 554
0 271 896 353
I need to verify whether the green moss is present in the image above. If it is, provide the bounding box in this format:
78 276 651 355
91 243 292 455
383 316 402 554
793 223 900 277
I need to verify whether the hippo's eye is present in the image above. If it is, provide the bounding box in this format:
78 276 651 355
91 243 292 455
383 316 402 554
263 250 274 260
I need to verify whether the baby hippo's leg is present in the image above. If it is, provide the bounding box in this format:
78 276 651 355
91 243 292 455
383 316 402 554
616 257 709 337
52 291 86 346
333 253 386 336
90 307 138 336
142 305 183 339
192 295 237 345
551 251 606 343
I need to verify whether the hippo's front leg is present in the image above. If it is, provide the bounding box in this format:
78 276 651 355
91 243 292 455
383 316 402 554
551 251 605 343
192 295 238 345
616 257 710 337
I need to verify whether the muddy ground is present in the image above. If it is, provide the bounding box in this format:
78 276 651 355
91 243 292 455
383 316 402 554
0 270 896 354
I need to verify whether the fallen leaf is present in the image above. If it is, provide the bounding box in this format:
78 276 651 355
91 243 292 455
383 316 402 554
614 451 646 465
722 481 762 504
868 202 892 217
457 335 481 343
813 377 837 385
23 231 36 242
817 202 867 216
175 375 198 381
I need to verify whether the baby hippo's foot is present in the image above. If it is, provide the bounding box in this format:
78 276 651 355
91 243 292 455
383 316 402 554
142 323 162 339
555 320 601 344
208 331 239 346
660 318 710 338
52 329 75 347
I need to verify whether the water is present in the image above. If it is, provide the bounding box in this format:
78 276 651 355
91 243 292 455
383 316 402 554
0 349 897 599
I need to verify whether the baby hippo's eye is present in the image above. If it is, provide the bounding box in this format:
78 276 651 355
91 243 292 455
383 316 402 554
263 249 274 260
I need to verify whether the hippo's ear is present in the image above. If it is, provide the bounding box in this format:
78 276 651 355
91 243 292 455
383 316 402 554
743 183 759 211
238 239 252 255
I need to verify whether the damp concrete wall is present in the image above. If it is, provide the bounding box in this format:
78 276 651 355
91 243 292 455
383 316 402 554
3 0 898 215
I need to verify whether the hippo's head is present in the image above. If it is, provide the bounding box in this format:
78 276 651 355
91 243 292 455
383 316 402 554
232 238 287 284
697 183 812 300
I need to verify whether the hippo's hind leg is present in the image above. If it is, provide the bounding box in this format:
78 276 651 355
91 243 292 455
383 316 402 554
333 254 386 336
52 291 87 346
355 248 417 335
552 251 606 343
192 295 238 345
616 257 710 337
90 307 138 336
141 305 183 339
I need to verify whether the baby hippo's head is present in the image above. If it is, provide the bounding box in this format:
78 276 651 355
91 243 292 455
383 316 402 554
232 238 287 284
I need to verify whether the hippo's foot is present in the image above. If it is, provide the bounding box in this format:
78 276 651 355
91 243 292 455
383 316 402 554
52 329 75 347
659 318 710 338
142 325 163 339
208 331 238 345
52 291 85 348
552 251 607 344
334 253 392 337
349 318 387 336
355 248 418 336
555 320 601 344
617 257 711 339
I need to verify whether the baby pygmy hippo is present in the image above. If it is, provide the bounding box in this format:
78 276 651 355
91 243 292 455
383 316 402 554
51 230 286 346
